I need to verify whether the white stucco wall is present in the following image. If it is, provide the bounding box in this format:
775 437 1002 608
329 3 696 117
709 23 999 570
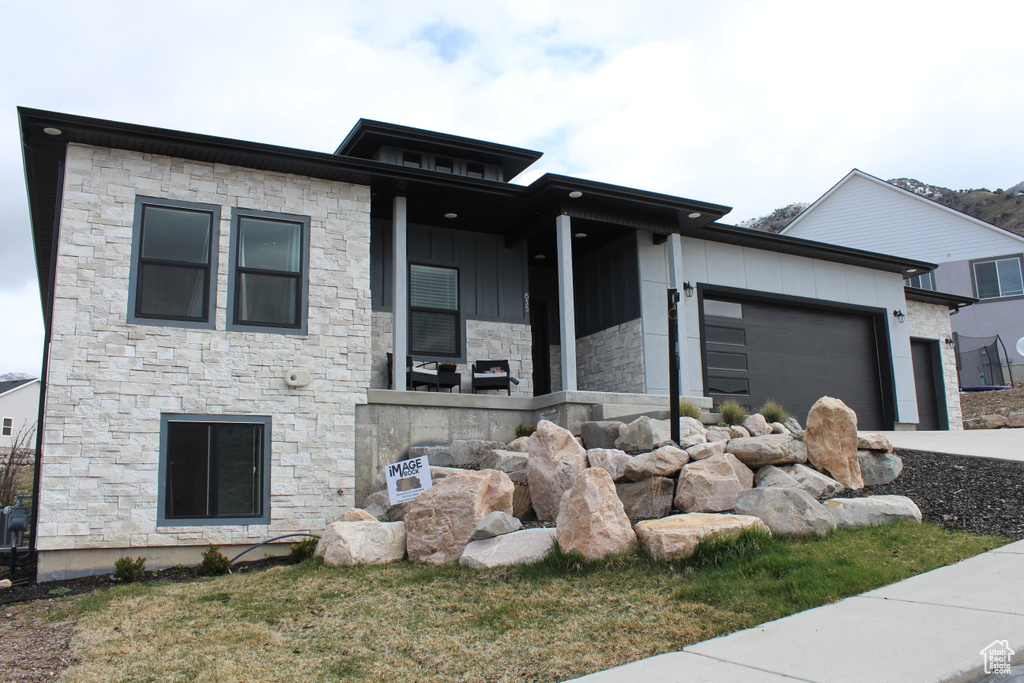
39 143 372 556
0 380 39 451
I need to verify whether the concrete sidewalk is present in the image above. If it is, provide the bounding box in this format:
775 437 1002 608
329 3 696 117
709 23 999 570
568 539 1024 683
879 429 1024 463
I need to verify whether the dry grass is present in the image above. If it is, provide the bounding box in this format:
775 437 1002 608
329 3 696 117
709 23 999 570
52 523 1005 683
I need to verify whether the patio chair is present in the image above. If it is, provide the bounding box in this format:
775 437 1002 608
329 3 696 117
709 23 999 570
386 353 460 392
472 360 511 395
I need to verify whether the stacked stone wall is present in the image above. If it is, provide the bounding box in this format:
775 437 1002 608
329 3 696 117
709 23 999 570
576 318 645 393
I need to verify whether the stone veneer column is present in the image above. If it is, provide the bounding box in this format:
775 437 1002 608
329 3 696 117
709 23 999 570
392 196 408 391
556 214 577 391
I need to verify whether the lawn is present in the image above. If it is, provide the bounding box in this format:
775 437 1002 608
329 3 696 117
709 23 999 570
47 522 1005 682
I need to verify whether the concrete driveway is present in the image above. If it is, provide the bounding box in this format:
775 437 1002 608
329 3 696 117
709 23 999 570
878 429 1024 463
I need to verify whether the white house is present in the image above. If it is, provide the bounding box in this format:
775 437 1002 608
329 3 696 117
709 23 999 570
0 378 39 451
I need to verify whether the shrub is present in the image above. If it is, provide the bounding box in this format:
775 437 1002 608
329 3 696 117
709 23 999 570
199 544 231 576
514 423 537 439
113 556 147 583
0 423 35 508
758 400 790 424
678 399 703 420
289 536 319 563
717 399 748 426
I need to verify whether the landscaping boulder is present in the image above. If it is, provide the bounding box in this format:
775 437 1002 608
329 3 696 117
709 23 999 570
675 453 753 513
334 507 378 522
686 440 727 461
778 463 844 500
678 416 708 437
526 420 589 521
615 416 673 453
825 496 922 529
407 440 506 468
858 451 904 486
587 448 632 481
364 490 412 522
705 426 732 443
770 422 789 435
1008 412 1024 429
316 520 407 566
505 436 531 452
508 471 534 521
754 465 801 490
635 513 771 561
804 396 863 490
857 433 893 453
471 510 522 540
480 450 529 476
616 477 674 519
623 445 689 481
556 468 637 560
727 434 807 468
677 433 708 449
459 528 558 569
733 487 836 536
783 416 805 438
728 425 751 439
582 421 625 450
971 415 1009 430
742 413 772 436
405 469 514 565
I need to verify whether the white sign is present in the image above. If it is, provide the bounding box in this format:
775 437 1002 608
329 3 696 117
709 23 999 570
385 456 432 505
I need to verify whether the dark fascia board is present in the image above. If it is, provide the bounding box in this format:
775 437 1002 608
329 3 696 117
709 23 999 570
529 173 732 219
335 118 543 181
692 222 937 276
904 286 975 310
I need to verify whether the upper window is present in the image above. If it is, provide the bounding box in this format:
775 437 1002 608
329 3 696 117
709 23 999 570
1 418 11 437
409 264 460 357
905 272 935 291
228 209 310 334
159 414 271 525
973 256 1024 300
128 197 219 328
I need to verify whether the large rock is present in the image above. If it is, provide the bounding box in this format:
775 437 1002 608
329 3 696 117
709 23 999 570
1008 412 1024 429
407 439 506 468
556 468 637 560
686 440 727 461
779 463 844 500
615 416 673 453
733 487 837 536
508 471 534 520
972 415 1008 430
754 465 801 490
505 436 531 452
581 421 625 450
705 426 732 443
587 448 632 481
770 422 789 435
857 433 893 453
623 445 689 481
471 510 522 540
728 425 751 439
825 496 922 529
316 520 407 566
364 490 412 522
459 528 558 569
858 451 904 486
334 507 378 522
727 434 807 468
480 450 529 476
742 413 772 436
675 453 753 513
526 420 589 521
405 469 514 565
678 416 708 437
635 513 771 561
783 417 805 438
616 477 674 519
804 396 864 490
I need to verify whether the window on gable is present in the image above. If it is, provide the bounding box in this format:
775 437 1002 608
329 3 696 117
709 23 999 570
973 256 1024 299
160 415 270 524
1 418 12 437
904 272 935 291
128 197 219 328
409 264 460 357
228 209 310 333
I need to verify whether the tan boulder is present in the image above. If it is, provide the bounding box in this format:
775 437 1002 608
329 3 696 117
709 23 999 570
556 468 637 560
508 471 534 520
526 420 589 521
742 413 772 436
460 528 558 569
635 513 771 561
1008 412 1024 429
727 434 807 468
804 396 863 490
857 432 893 452
705 426 732 443
334 507 378 523
615 416 674 452
686 440 727 461
505 436 531 452
615 476 674 519
405 469 514 565
623 445 689 481
587 448 632 481
315 520 406 566
674 453 753 512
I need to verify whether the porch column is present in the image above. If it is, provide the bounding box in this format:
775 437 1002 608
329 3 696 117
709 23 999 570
556 214 577 392
667 233 687 394
392 196 408 391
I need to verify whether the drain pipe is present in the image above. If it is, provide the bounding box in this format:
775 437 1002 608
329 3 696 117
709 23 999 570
226 533 319 573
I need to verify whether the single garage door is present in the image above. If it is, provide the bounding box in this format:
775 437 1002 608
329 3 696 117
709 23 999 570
702 296 890 430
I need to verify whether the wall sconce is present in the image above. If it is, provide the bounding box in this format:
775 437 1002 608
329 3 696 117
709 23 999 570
944 337 956 348
892 309 906 323
683 282 694 298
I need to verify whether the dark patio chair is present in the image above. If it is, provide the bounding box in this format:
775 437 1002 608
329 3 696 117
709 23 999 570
472 360 511 395
386 353 460 392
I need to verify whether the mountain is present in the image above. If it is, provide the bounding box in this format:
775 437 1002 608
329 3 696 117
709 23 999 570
0 372 36 382
742 179 1024 236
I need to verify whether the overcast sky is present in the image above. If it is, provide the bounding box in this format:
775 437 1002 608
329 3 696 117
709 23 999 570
2 0 1023 376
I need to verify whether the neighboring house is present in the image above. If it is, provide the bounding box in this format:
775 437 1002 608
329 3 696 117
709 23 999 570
781 169 1024 385
0 378 39 451
20 109 945 579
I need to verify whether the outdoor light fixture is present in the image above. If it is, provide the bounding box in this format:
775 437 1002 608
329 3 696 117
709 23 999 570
944 337 956 347
688 212 702 219
568 191 583 198
683 281 694 297
906 268 918 274
892 309 906 323
574 232 587 238
534 254 546 260
43 127 62 136
444 212 457 219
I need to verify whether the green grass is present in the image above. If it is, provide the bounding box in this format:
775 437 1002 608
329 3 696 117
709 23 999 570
43 522 1006 683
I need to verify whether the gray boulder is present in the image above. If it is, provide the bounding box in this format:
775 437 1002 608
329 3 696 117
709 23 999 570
623 445 689 481
734 487 837 536
779 463 844 500
754 465 801 490
460 528 558 569
581 421 625 450
727 434 808 468
857 451 904 486
825 496 922 529
616 477 674 519
407 439 506 468
783 417 805 438
615 416 674 453
471 510 523 540
480 450 529 476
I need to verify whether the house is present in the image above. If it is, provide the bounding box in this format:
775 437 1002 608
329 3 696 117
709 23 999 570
0 378 39 451
781 169 1023 388
20 108 951 579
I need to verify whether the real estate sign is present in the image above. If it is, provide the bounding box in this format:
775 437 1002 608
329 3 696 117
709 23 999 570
385 455 432 505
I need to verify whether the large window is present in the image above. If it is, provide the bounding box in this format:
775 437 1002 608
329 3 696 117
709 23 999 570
973 256 1024 299
128 197 219 328
228 209 310 333
159 415 271 525
409 264 460 357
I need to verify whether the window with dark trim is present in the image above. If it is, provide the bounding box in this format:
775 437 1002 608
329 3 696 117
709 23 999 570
904 272 935 290
1 418 11 437
128 197 219 328
409 264 460 357
228 209 310 334
972 256 1024 299
159 415 271 525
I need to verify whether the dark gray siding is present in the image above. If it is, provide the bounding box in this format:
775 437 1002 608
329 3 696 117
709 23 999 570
573 234 641 338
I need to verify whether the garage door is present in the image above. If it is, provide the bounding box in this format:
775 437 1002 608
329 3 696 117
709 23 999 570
701 296 889 430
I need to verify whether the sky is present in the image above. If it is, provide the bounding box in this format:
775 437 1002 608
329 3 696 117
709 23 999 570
2 0 1023 376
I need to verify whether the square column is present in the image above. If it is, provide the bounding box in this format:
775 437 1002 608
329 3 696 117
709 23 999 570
392 196 408 391
556 214 577 392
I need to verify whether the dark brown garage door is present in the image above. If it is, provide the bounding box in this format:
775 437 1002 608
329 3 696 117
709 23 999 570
702 296 889 430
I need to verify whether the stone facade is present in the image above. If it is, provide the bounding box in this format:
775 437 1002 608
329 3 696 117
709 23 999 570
371 311 393 390
576 318 645 393
907 299 963 429
39 144 372 561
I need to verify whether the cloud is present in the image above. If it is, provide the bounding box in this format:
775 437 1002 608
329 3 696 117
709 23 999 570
0 282 43 377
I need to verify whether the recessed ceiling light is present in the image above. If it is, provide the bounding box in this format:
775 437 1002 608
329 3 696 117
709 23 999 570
688 212 702 219
444 212 458 219
534 254 546 260
569 191 583 198
906 268 918 274
43 127 62 136
574 232 587 238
